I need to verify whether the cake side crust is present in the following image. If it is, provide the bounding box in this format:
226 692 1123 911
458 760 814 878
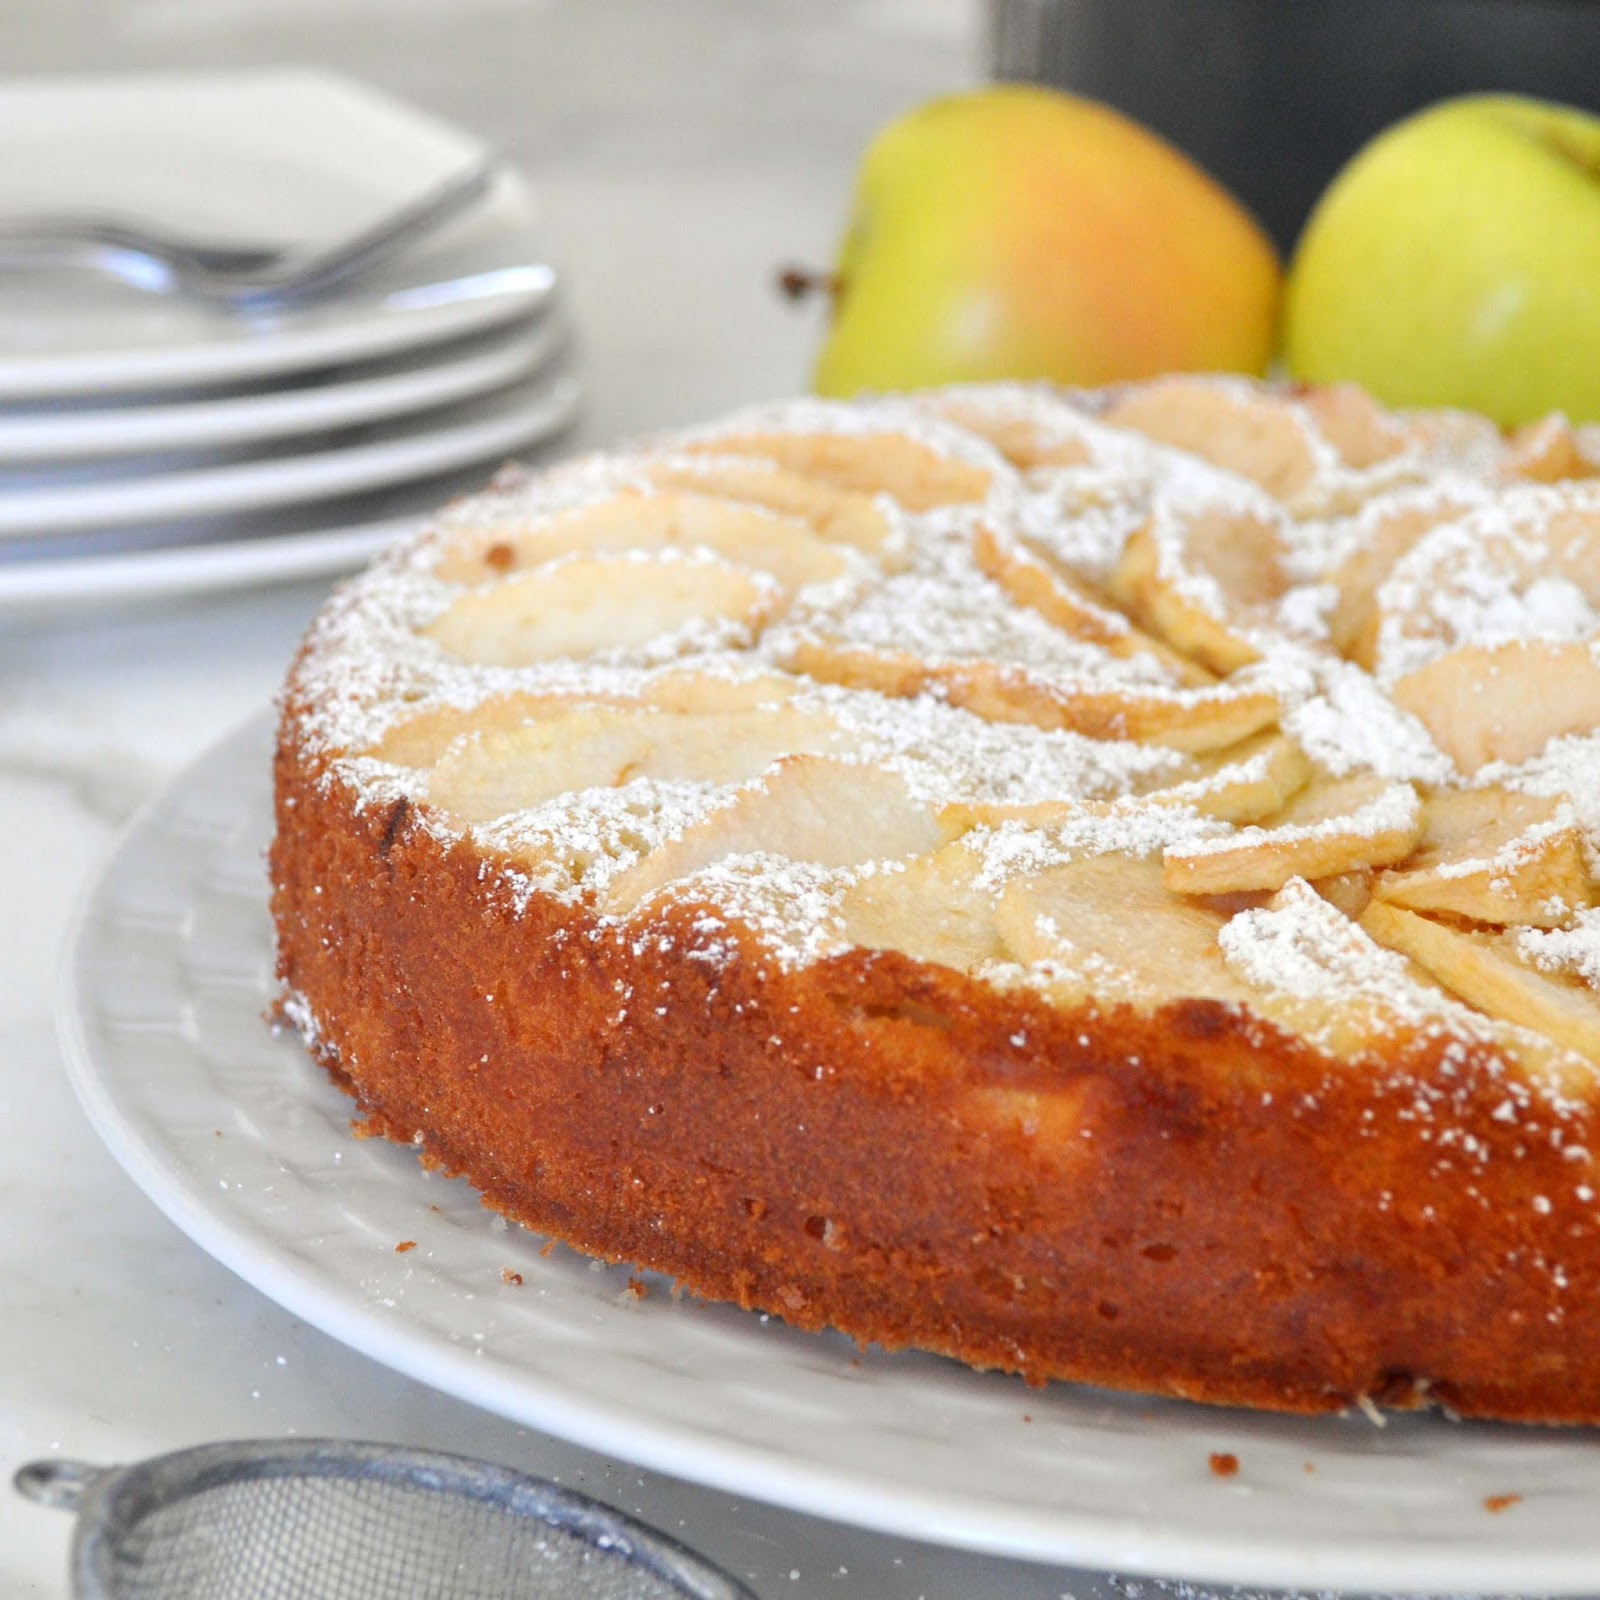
271 708 1600 1422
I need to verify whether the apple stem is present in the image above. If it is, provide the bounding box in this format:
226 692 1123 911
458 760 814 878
776 264 841 304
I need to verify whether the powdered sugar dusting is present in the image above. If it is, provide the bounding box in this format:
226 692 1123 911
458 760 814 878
1283 658 1454 783
1222 880 1425 1002
1371 482 1600 685
967 801 1228 895
471 777 724 907
1516 909 1600 987
1429 799 1578 885
281 376 1600 1088
1495 732 1600 873
653 853 854 969
675 392 1014 479
818 682 1185 805
1166 782 1419 863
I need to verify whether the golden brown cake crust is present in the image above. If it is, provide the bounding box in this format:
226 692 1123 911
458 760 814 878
271 379 1600 1423
272 708 1600 1422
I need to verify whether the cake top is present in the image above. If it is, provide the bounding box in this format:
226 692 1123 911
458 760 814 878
285 374 1600 1118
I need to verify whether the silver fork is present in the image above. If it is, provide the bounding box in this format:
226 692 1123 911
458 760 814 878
0 154 498 311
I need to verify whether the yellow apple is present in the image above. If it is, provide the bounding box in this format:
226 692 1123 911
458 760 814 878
1285 95 1600 426
811 86 1281 398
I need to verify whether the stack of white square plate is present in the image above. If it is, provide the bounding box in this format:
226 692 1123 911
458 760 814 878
0 70 581 610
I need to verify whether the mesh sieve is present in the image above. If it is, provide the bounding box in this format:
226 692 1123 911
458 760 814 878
14 1439 757 1600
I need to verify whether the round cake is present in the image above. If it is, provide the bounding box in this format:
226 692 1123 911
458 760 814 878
272 376 1600 1422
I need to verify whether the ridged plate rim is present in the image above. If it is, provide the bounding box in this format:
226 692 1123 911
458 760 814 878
55 709 1600 1595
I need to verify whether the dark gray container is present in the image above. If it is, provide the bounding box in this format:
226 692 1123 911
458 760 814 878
990 0 1600 253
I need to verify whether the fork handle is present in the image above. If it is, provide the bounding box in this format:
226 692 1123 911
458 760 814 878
0 218 277 274
226 156 496 308
14 1458 109 1512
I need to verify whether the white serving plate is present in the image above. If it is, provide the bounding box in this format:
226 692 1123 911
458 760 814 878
0 382 579 609
0 513 413 610
0 70 555 399
0 371 580 539
57 711 1600 1596
0 316 565 464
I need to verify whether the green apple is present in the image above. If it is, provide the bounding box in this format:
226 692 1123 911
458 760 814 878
811 86 1280 398
1285 95 1600 425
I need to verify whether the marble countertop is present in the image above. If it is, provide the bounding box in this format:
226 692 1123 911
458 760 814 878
0 3 1143 1594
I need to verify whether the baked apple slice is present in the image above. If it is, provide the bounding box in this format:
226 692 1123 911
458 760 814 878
367 669 804 770
425 551 782 667
1360 899 1600 1062
995 851 1248 1007
973 523 1215 684
921 393 1094 472
681 427 993 510
433 488 852 591
837 840 1010 972
1392 640 1600 773
1143 732 1313 823
937 732 1310 838
425 704 849 825
604 755 943 913
1104 376 1333 502
1325 488 1486 662
786 637 1280 753
643 455 900 560
1163 774 1422 895
1218 877 1465 1056
1502 414 1598 484
1372 786 1591 927
1108 503 1289 674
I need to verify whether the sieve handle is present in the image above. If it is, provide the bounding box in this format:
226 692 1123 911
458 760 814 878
13 1459 108 1512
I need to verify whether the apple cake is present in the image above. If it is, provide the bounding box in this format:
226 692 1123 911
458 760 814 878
272 376 1600 1421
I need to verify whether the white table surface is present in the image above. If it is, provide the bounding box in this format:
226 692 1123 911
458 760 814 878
0 5 1517 1597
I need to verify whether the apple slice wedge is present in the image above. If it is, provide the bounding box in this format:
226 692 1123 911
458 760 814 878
1359 899 1600 1061
936 732 1310 839
425 710 660 825
1298 384 1412 470
972 523 1214 684
1104 376 1332 503
1107 503 1290 674
785 637 1280 753
1376 486 1600 644
1372 786 1592 926
1503 414 1599 484
433 488 852 591
680 428 993 510
996 851 1248 1007
1163 773 1422 895
1326 489 1485 662
424 551 783 668
1143 731 1314 823
366 669 804 770
366 691 615 769
643 456 901 561
1217 877 1467 1057
1391 639 1600 773
837 840 1009 972
604 755 943 914
915 387 1095 472
423 704 852 827
636 669 801 714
